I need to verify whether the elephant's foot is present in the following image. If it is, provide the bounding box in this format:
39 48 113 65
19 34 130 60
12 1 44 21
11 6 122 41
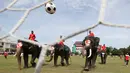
24 66 29 68
54 63 57 67
54 64 58 67
66 61 69 66
92 65 96 68
18 66 22 70
61 62 65 66
84 67 89 71
32 63 36 67
54 65 58 67
66 63 70 66
103 62 106 64
101 62 103 64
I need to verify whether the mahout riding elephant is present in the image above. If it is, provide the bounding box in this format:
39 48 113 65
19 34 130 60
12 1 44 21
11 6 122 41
82 36 100 71
46 43 71 66
16 40 41 70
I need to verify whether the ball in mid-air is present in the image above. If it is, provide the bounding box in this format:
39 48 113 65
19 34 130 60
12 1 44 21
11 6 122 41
45 2 56 14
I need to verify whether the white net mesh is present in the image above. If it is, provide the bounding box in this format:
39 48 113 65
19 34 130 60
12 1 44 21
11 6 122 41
1 0 130 73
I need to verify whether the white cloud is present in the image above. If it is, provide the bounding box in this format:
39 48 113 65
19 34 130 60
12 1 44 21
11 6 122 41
63 0 99 12
14 0 32 7
104 35 129 40
104 0 130 23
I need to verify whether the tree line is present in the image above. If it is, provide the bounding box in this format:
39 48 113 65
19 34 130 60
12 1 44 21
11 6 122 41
106 46 130 56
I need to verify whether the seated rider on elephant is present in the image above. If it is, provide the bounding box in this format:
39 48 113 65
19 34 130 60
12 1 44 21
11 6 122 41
88 30 95 37
82 30 95 46
56 35 65 50
29 30 36 41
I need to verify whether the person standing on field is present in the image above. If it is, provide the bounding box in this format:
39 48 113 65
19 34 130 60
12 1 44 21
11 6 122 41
4 51 8 59
125 53 130 66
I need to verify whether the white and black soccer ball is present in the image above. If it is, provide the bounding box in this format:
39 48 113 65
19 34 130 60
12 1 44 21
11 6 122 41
45 2 56 14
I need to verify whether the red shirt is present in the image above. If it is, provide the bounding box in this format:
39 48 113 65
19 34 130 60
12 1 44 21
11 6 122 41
101 45 106 51
4 52 8 56
89 32 94 37
125 55 129 60
29 34 36 41
58 40 64 46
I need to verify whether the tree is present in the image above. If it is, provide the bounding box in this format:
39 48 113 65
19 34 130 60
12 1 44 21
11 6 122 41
126 45 130 54
119 48 127 55
111 48 122 56
106 46 113 55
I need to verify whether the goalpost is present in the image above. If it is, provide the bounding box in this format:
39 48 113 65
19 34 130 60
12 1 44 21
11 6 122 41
0 0 130 73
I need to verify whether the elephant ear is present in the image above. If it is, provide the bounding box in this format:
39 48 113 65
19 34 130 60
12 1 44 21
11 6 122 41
85 40 91 46
16 42 23 49
95 37 100 44
64 45 70 51
82 36 89 46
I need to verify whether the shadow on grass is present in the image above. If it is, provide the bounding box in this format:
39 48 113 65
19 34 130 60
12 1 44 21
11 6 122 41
49 64 71 68
80 65 97 73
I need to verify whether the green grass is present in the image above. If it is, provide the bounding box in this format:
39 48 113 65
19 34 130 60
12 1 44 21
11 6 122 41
0 55 130 73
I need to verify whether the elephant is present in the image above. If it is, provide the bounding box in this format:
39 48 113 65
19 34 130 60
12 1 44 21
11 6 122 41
16 40 41 70
100 51 107 64
46 43 71 66
97 45 107 64
82 36 100 71
98 50 107 64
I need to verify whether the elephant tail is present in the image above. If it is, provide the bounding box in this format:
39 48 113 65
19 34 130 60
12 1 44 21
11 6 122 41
46 54 54 62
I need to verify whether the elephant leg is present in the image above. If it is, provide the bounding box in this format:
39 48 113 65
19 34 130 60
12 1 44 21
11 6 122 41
104 54 107 64
103 55 105 64
101 54 103 64
30 54 37 67
89 60 92 67
60 56 65 66
23 53 29 68
65 55 69 65
54 55 58 66
84 49 92 71
92 53 97 67
102 53 106 64
84 56 90 71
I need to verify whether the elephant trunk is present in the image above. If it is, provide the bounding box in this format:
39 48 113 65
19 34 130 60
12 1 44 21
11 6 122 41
87 48 92 58
16 48 22 70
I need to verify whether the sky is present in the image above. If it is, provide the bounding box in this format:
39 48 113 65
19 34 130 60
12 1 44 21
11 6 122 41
0 0 130 49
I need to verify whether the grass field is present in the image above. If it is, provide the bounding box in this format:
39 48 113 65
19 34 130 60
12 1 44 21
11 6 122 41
0 55 130 73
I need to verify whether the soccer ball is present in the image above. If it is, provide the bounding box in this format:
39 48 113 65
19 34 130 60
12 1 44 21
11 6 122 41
45 2 56 14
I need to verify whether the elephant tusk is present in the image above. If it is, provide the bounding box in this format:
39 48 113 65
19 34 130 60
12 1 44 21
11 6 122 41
88 49 92 58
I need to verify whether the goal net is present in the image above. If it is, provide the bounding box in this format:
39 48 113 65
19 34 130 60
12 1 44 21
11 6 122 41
0 0 130 73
